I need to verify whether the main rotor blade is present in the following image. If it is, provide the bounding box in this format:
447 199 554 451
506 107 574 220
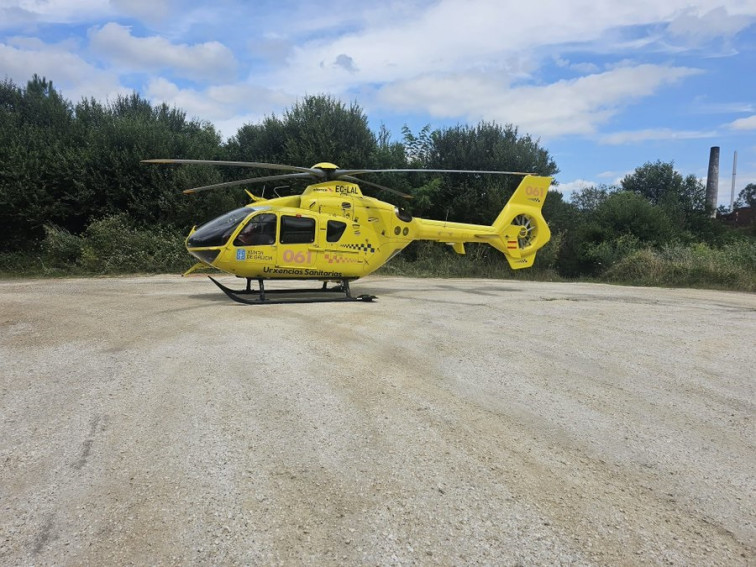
338 175 413 199
337 168 536 176
183 172 316 194
142 159 316 174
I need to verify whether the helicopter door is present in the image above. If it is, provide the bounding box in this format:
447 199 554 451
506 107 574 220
233 212 277 265
277 214 319 272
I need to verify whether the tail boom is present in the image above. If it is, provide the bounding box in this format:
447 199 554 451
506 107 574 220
413 175 552 269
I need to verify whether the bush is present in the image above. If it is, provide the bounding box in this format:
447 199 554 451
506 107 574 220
35 214 192 275
6 210 753 294
0 250 44 277
376 240 561 280
533 230 563 273
41 225 84 268
79 215 190 273
582 233 642 272
603 240 756 291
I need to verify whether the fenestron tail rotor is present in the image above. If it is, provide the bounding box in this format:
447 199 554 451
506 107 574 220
512 214 537 249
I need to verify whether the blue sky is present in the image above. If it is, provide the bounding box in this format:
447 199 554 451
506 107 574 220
1 0 755 207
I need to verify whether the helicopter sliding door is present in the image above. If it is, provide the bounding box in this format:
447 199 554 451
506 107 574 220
276 214 320 275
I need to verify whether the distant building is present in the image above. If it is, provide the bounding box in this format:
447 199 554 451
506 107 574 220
718 206 754 227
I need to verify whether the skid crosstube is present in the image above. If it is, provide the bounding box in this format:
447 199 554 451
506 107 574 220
208 276 376 305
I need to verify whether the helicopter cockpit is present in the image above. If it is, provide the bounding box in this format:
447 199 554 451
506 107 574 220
186 207 273 248
234 213 276 246
188 206 352 251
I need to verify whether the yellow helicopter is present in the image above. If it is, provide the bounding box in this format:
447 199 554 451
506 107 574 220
142 159 552 304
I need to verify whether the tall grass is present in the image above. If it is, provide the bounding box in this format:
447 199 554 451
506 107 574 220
603 240 756 291
0 215 192 277
377 236 755 292
376 236 563 281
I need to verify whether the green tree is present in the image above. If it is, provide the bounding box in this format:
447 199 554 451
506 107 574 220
224 95 381 198
78 93 230 230
0 79 230 251
735 183 756 209
401 124 433 166
0 76 77 250
593 191 673 244
227 95 377 168
568 191 674 275
365 124 412 202
406 122 559 224
570 185 613 212
282 95 376 167
620 161 707 232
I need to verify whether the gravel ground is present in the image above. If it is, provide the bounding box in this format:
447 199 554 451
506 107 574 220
0 274 754 566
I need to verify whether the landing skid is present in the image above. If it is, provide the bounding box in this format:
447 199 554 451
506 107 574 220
208 277 376 305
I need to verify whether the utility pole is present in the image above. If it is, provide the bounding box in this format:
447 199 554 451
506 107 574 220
731 150 738 210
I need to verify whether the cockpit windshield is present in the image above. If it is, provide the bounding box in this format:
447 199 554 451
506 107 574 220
187 207 253 247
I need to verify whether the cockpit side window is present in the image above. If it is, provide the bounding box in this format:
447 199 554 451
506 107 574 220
234 213 277 246
280 215 315 244
326 220 347 242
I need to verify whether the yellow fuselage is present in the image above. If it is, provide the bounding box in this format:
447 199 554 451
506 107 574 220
186 176 552 280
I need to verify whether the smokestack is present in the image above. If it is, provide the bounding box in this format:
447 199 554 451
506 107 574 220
706 146 719 217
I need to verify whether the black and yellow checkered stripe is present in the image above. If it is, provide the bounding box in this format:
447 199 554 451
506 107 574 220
341 242 376 253
324 253 363 265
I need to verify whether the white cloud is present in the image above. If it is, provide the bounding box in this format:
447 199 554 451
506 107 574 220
0 38 127 102
375 64 701 138
728 115 756 130
570 62 601 74
0 0 113 28
237 0 744 142
597 170 622 179
263 0 749 93
554 178 595 199
88 22 237 81
246 35 294 67
145 78 295 137
110 0 175 24
600 127 718 145
333 54 358 74
667 6 754 43
2 0 755 154
690 99 754 114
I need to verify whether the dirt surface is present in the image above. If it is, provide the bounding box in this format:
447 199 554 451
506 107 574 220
0 275 754 565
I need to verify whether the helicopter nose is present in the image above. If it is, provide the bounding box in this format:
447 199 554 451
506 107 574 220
188 248 220 264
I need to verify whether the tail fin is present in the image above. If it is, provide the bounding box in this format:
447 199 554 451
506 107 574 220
489 175 552 269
